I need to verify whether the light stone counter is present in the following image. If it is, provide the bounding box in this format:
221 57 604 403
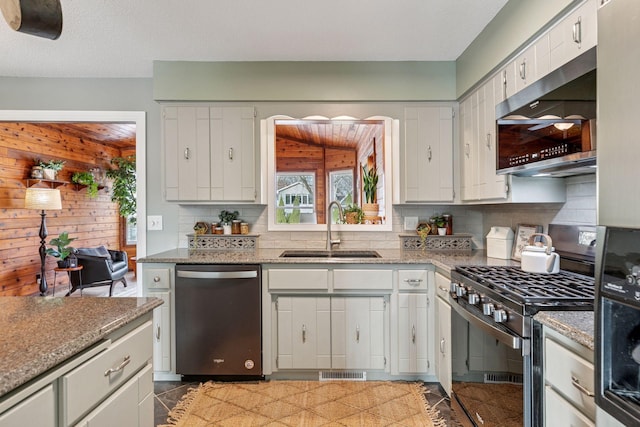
0 296 163 398
534 311 595 350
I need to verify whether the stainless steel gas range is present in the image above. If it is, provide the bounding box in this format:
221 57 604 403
449 224 596 427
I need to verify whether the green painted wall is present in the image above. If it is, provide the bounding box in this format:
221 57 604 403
153 61 456 102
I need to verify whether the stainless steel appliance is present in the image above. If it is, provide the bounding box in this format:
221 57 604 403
595 226 640 426
449 224 595 427
496 47 597 177
175 264 263 378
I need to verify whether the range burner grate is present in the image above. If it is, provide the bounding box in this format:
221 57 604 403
455 266 594 303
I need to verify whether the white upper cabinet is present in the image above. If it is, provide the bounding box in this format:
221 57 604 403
549 0 597 72
459 97 478 201
403 106 454 203
163 104 257 202
513 45 536 93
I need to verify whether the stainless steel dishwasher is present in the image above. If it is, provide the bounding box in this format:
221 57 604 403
175 264 262 378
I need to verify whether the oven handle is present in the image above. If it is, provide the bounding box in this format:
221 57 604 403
450 300 522 350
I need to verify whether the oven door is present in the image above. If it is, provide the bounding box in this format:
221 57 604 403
450 300 529 427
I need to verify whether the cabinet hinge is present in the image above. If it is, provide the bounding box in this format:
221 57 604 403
505 184 510 195
427 360 430 369
383 300 387 310
276 357 279 369
451 109 455 118
275 298 278 311
384 357 387 367
253 107 257 118
452 190 455 199
426 297 430 308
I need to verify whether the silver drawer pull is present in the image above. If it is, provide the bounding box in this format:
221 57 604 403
571 375 594 397
156 325 161 340
412 325 416 343
404 279 423 286
356 324 360 343
104 355 131 377
438 286 449 292
440 338 445 354
302 324 306 343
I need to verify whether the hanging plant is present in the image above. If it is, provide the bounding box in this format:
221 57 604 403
72 171 99 198
106 155 136 224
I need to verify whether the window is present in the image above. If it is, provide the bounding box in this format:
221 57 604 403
125 216 137 245
329 169 354 223
275 173 316 224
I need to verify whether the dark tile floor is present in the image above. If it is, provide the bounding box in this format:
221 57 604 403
153 380 460 426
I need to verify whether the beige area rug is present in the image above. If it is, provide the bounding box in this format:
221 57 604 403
160 380 446 427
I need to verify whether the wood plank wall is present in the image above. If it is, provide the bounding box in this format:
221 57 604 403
0 122 125 296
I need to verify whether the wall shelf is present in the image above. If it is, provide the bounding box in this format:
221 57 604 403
25 179 68 189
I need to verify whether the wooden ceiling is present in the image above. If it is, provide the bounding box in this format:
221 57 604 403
275 120 383 150
38 122 137 151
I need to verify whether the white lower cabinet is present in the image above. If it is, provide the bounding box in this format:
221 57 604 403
332 297 386 370
543 325 595 426
0 384 55 427
276 296 331 369
398 293 428 373
435 272 452 395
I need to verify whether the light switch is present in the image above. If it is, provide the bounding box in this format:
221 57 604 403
148 215 163 231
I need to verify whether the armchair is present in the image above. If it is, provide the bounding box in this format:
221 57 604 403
69 246 129 296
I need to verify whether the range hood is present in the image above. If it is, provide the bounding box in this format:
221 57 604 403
495 47 597 177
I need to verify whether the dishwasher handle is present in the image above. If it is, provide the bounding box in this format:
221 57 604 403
177 270 258 280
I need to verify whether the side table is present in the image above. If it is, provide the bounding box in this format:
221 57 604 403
53 266 83 296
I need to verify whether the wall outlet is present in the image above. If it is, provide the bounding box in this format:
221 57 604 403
404 216 419 231
148 215 163 231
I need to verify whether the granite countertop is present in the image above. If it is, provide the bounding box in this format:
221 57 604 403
0 296 163 398
534 311 595 350
138 248 521 273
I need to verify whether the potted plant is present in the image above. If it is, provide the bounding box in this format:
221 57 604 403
344 204 364 224
218 210 239 234
361 164 379 218
72 171 99 198
430 214 447 235
46 231 77 268
106 156 136 224
37 159 65 180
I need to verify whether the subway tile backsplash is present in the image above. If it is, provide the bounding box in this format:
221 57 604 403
176 175 596 250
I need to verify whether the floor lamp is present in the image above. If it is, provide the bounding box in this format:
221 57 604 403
25 188 62 295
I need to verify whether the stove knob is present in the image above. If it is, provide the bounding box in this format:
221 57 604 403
494 309 508 323
468 293 480 305
456 286 467 298
450 282 459 293
483 303 495 316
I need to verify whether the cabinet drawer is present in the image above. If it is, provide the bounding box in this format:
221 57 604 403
0 384 55 427
398 270 428 291
62 321 152 425
545 385 594 427
545 337 595 419
333 269 392 290
144 268 172 290
268 269 329 290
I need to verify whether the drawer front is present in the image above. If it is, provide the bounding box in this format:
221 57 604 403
545 385 595 427
268 269 329 290
144 268 172 290
0 384 55 427
63 321 152 425
333 269 392 290
435 272 451 301
545 337 595 419
398 270 428 291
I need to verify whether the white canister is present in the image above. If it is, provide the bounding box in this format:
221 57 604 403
486 226 515 259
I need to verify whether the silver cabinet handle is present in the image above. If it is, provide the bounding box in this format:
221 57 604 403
156 325 161 340
486 133 492 149
153 276 161 283
228 147 234 160
440 338 445 354
412 325 416 344
502 69 508 98
404 278 423 286
184 147 190 160
104 355 131 377
438 286 449 292
519 58 526 80
465 143 470 158
302 324 306 343
571 375 594 397
356 324 360 343
573 17 582 45
427 145 432 162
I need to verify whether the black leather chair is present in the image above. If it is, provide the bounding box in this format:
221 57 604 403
69 246 129 296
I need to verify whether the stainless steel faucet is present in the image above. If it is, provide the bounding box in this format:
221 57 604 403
327 200 344 250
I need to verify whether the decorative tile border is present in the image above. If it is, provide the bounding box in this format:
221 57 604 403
188 234 258 251
401 233 473 251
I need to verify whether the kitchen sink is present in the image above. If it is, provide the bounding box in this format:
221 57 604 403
279 250 381 259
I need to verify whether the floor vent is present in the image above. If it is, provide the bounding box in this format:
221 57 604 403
484 373 523 384
319 371 367 381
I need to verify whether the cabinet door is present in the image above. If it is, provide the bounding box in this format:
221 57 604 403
210 107 256 201
403 107 454 202
435 297 452 396
459 96 478 201
148 290 171 373
502 61 517 100
332 297 386 370
398 293 428 373
479 80 507 200
276 297 331 369
549 0 597 71
163 106 211 201
513 45 536 93
0 384 55 427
